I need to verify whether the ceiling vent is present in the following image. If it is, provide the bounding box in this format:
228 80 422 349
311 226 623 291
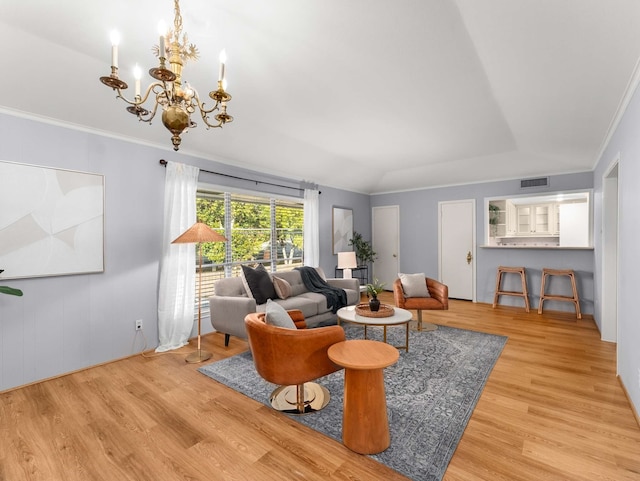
520 177 549 189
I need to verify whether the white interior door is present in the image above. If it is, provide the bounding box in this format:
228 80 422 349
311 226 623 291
439 200 475 300
372 205 399 289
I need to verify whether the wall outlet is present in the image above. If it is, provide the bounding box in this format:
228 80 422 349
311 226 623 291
135 319 143 331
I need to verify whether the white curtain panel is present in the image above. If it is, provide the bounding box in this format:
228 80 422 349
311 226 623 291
303 188 319 266
156 161 200 352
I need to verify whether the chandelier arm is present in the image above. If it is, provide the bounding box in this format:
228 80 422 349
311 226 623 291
190 91 225 129
154 82 173 103
198 110 225 129
136 100 160 123
193 95 221 115
114 82 165 107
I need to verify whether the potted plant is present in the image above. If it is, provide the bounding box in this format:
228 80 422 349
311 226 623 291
0 270 23 296
488 203 500 223
349 231 377 266
488 204 500 237
366 278 385 312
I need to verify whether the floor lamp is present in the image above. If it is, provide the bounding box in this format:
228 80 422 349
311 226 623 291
172 222 227 363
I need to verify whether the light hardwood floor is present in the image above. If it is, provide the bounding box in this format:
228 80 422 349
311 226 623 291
2 294 640 481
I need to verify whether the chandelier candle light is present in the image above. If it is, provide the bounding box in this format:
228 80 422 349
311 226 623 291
99 0 233 151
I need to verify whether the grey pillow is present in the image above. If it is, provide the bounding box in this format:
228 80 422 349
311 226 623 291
265 299 296 329
399 272 430 298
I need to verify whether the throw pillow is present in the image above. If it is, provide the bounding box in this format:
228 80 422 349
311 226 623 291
265 299 296 329
399 272 430 298
241 264 277 304
315 267 327 281
272 276 292 300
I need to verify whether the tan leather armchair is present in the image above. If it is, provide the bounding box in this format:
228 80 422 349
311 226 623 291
244 309 345 414
393 278 448 331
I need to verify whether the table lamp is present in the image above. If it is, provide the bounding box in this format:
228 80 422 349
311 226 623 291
172 221 227 363
338 251 357 279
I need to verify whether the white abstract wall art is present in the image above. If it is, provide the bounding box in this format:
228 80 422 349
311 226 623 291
332 206 353 255
0 160 104 279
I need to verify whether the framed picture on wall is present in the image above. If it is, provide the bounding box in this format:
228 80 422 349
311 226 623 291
0 160 105 279
332 206 353 254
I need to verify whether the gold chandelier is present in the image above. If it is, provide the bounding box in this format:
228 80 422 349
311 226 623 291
99 0 233 151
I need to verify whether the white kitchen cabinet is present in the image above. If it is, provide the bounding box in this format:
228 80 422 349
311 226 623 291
506 201 516 235
485 192 591 247
515 204 555 236
488 200 516 238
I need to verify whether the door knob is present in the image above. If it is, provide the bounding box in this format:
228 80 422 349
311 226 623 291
466 251 472 264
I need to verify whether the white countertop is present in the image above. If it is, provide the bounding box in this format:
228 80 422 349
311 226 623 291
480 245 593 250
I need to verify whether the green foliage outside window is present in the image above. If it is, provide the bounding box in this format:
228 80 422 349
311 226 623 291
275 204 304 265
196 196 226 264
196 193 304 268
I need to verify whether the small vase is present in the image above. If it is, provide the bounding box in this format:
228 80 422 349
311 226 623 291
369 296 380 312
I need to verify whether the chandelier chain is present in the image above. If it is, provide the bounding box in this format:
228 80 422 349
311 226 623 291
173 0 183 36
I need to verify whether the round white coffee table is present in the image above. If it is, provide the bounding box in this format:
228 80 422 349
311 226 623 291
337 305 412 351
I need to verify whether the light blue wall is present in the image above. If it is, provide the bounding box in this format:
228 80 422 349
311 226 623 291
0 114 165 391
318 185 372 282
0 112 358 391
593 81 640 416
371 173 595 312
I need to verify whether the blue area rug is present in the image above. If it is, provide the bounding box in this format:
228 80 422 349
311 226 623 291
199 324 506 481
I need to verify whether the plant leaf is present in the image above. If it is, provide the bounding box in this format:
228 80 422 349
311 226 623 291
0 286 23 296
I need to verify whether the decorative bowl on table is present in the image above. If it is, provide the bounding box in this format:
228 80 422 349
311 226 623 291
354 303 395 318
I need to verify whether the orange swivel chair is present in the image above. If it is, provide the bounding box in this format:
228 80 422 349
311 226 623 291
393 277 449 331
244 309 345 414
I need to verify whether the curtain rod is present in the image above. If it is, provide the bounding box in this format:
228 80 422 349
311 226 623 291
159 159 320 194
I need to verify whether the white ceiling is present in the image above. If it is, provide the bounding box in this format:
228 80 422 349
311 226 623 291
1 0 639 194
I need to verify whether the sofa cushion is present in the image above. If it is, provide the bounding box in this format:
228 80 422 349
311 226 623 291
257 296 318 319
241 264 277 304
213 276 248 297
343 287 360 306
299 292 333 314
271 269 308 297
272 276 292 300
316 267 327 280
399 272 430 298
265 299 296 329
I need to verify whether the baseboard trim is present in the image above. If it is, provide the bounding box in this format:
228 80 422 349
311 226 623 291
0 333 219 395
618 374 640 429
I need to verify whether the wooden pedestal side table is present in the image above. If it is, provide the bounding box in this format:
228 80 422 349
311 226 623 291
327 339 399 454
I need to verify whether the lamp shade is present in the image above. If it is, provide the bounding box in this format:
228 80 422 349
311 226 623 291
337 251 357 269
172 222 227 244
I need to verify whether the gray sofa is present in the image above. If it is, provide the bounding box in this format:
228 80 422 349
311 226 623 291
209 268 360 346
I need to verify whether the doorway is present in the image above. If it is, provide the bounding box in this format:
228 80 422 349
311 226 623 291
372 205 400 289
439 200 475 300
602 158 619 349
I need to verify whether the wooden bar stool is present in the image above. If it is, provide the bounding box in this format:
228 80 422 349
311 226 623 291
538 268 581 319
493 266 530 312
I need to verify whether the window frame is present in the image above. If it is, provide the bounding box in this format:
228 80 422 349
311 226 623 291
195 183 305 313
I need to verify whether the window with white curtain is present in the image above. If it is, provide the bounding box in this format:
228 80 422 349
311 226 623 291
195 189 305 303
